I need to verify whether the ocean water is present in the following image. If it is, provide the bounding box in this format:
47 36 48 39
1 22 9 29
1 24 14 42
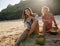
54 15 60 21
39 15 60 27
39 15 60 21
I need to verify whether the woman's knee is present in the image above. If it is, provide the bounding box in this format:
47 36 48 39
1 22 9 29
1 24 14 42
33 19 38 23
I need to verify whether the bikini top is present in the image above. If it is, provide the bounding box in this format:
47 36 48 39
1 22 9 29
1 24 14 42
42 15 53 22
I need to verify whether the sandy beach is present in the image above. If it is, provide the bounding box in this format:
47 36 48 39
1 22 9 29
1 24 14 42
0 16 60 46
0 20 25 46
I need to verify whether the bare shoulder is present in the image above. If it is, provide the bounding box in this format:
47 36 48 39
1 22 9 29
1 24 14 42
42 15 44 17
49 13 54 17
41 15 45 18
49 13 54 16
30 16 35 19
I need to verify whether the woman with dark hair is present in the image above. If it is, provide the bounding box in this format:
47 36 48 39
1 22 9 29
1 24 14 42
41 6 59 34
14 8 40 46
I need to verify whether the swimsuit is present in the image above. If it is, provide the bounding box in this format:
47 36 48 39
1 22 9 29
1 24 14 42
26 21 32 29
42 16 53 30
26 15 39 29
47 17 53 30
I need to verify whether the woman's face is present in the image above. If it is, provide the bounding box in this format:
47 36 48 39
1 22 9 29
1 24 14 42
43 8 48 15
25 9 31 16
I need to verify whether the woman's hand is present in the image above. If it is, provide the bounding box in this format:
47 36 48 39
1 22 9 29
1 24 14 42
55 26 59 30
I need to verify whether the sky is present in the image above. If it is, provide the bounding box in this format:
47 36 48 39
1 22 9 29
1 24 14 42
0 0 21 12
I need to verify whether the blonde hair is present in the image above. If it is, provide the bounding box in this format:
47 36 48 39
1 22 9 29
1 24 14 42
41 6 50 15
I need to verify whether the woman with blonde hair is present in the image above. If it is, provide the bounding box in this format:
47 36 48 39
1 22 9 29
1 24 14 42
41 6 59 34
15 8 40 46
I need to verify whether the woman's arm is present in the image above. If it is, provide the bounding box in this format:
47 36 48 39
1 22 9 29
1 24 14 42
52 14 59 29
42 16 49 23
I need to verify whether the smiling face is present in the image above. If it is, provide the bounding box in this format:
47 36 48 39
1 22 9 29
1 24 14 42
25 9 31 17
42 7 49 15
43 8 49 15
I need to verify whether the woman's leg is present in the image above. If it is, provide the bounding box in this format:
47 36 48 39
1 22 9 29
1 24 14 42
14 29 29 46
43 24 46 34
28 20 39 36
35 21 39 34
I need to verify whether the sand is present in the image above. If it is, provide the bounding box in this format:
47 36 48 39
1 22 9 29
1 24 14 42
0 20 25 46
0 19 60 46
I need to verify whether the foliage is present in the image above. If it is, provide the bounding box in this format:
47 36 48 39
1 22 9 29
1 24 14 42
0 0 60 21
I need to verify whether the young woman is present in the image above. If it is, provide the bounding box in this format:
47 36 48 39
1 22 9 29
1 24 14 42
24 8 40 36
15 8 40 46
41 6 59 33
